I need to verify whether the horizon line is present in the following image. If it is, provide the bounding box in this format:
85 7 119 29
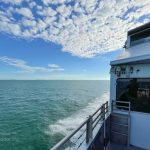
0 79 110 81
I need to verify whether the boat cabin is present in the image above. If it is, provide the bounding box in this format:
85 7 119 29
110 22 150 150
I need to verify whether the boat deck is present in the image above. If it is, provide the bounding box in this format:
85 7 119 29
106 142 145 150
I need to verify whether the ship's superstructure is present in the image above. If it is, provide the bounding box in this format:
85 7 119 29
51 22 150 150
110 22 150 149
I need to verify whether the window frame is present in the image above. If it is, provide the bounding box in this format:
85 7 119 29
130 28 150 46
116 78 150 114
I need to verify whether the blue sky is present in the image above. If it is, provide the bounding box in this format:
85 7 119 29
0 33 122 80
0 0 149 80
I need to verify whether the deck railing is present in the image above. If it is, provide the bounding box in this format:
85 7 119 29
111 100 131 115
51 101 109 150
111 100 131 147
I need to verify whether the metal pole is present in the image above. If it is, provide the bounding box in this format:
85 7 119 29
86 115 93 143
128 102 131 147
111 101 113 113
106 101 108 114
102 104 106 150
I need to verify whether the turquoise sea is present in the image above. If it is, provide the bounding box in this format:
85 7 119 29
0 80 109 150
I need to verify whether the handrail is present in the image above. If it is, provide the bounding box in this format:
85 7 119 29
51 100 131 150
111 100 131 114
111 100 131 147
114 100 131 104
91 105 103 117
51 118 89 150
92 111 102 124
51 101 109 150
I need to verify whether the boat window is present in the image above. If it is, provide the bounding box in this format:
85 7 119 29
117 78 150 113
130 28 150 46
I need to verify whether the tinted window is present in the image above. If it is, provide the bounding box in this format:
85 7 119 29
117 78 150 113
130 28 150 46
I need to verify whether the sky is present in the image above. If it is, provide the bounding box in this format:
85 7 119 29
0 0 149 80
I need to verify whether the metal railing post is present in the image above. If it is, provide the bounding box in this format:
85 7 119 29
106 101 108 114
86 115 93 143
128 102 131 148
106 101 108 108
102 103 107 150
102 104 105 121
111 101 113 113
129 102 131 115
101 104 106 149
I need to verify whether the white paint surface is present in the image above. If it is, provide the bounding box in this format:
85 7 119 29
110 59 150 149
130 112 150 149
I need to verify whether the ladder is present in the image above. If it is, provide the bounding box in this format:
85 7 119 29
110 101 131 146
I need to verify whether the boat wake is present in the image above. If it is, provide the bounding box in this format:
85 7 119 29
49 92 109 136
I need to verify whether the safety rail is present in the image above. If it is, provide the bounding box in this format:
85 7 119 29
51 101 109 150
111 100 131 115
111 100 131 147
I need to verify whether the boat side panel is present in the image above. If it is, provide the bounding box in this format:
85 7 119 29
130 112 150 149
110 63 150 150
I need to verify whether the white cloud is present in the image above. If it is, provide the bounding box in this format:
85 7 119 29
0 56 64 73
22 18 37 27
16 8 34 19
29 1 36 8
43 0 70 5
0 0 23 5
0 21 21 36
0 0 149 57
48 64 60 68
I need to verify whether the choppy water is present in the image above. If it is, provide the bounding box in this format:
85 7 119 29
0 80 109 150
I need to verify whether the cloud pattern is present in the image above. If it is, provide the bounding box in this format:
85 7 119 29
0 56 64 73
0 0 150 57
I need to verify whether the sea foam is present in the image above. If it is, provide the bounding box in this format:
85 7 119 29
49 92 109 136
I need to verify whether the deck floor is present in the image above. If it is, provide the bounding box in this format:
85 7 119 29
106 142 145 150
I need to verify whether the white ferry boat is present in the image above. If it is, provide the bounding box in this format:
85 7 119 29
51 22 150 150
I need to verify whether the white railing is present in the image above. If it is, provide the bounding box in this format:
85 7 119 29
111 100 131 115
51 101 109 150
111 100 131 147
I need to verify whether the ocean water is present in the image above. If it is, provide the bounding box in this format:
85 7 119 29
0 80 109 150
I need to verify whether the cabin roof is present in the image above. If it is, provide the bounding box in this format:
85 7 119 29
128 22 150 36
110 54 150 65
111 22 150 66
